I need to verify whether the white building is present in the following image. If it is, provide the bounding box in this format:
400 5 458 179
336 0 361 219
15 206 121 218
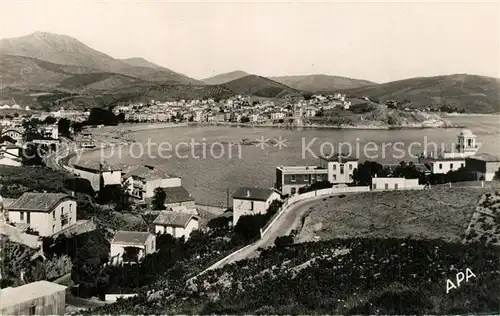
6 193 77 237
1 127 24 146
72 161 122 192
425 158 465 174
110 231 156 265
232 187 281 225
153 211 199 239
319 154 358 184
371 177 424 191
0 144 22 166
122 165 182 202
0 281 67 315
40 124 59 140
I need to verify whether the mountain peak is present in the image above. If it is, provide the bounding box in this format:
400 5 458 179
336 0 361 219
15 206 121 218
119 57 163 70
202 70 250 85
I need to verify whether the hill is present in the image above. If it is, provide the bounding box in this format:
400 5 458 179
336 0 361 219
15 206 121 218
119 57 164 69
342 74 500 113
270 74 376 92
57 73 149 91
202 70 250 85
221 75 300 98
0 31 201 85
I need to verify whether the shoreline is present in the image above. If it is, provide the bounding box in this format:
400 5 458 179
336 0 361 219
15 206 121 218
187 121 465 130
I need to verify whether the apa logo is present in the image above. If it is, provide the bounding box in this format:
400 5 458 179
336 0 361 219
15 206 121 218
446 268 476 294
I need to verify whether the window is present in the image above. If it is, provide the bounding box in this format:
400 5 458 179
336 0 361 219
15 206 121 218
461 163 464 168
317 175 322 181
20 212 24 221
304 175 309 182
27 212 30 225
450 163 453 169
395 183 399 190
29 306 36 315
291 175 296 182
291 188 296 195
373 184 377 189
340 165 344 174
250 201 254 210
333 175 337 180
385 183 389 190
349 164 353 170
439 163 442 169
53 211 55 220
332 164 337 171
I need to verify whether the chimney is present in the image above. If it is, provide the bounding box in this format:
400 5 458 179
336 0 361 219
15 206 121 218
374 174 377 178
246 190 250 198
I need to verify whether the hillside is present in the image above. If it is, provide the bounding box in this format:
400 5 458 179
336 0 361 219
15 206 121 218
119 57 164 69
342 74 500 114
270 74 376 92
0 32 201 85
221 75 300 98
87 237 500 314
57 73 149 91
202 70 250 85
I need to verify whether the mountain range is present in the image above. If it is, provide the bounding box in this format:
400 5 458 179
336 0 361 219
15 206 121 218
0 31 499 113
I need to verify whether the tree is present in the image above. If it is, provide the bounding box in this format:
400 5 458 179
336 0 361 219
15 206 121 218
44 116 57 125
240 116 250 123
494 168 500 181
58 118 71 137
152 187 167 210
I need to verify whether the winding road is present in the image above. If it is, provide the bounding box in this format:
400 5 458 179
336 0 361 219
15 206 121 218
205 194 328 270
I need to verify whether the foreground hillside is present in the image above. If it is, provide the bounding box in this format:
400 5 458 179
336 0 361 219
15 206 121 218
86 238 500 314
297 186 498 243
343 74 500 114
270 74 376 92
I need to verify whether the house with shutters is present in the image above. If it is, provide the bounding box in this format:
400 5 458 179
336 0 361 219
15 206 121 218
6 193 77 237
153 210 199 239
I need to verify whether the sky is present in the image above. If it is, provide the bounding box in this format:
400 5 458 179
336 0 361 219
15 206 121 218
1 0 499 83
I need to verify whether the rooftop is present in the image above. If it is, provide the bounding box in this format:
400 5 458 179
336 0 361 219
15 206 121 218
124 165 170 181
233 187 276 201
468 153 500 162
459 129 476 137
73 160 122 172
0 281 66 309
7 193 72 212
153 211 198 227
164 186 194 203
111 231 152 246
320 153 359 163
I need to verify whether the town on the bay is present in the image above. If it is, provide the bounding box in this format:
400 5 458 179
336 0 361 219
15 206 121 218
1 1 499 315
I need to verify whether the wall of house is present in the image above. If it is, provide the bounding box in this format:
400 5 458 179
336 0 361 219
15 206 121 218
72 167 101 191
0 290 66 315
102 170 122 186
144 177 182 198
0 156 21 166
467 159 500 181
326 161 357 183
8 199 77 236
232 196 279 225
110 244 145 265
431 160 465 174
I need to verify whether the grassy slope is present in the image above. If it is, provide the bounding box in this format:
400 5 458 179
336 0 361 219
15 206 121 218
342 74 500 113
221 75 301 98
270 74 376 92
202 71 250 85
297 185 500 243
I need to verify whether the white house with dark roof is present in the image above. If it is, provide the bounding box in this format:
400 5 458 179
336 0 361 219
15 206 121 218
122 165 182 202
163 186 195 209
110 231 156 265
6 193 76 237
232 187 281 225
153 211 199 239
